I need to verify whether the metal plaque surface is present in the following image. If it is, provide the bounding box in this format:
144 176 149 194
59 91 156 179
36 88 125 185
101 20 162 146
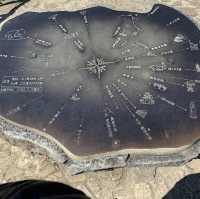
0 4 200 164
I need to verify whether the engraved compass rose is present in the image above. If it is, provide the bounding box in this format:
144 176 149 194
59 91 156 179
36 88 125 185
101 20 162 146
79 57 106 80
79 57 121 80
0 4 200 173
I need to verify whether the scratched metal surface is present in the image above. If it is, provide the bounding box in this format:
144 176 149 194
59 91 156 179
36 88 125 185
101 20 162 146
0 4 200 156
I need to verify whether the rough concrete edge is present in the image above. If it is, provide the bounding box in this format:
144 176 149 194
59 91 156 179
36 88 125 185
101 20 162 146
0 0 155 26
0 116 69 164
66 141 200 174
0 115 199 175
1 1 200 31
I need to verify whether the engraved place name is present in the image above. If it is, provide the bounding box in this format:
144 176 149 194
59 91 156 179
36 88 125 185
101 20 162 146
80 10 88 25
48 14 68 33
48 14 86 52
150 76 183 89
105 85 120 110
1 5 200 156
189 100 198 119
47 104 66 126
166 17 181 27
148 6 160 16
104 105 118 138
0 76 44 93
150 62 167 71
112 14 142 49
140 92 155 105
151 43 167 51
75 111 86 145
112 83 152 140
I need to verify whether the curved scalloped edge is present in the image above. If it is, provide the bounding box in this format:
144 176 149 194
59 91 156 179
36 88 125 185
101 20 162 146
0 115 199 175
0 4 199 174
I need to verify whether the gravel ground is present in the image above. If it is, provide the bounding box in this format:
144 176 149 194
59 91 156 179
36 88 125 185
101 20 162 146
0 1 200 199
0 137 199 199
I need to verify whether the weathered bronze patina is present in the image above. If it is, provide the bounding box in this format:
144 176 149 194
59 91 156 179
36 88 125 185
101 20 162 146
0 4 199 173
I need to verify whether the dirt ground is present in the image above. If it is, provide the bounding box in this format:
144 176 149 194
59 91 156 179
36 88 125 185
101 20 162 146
0 1 200 199
0 137 199 199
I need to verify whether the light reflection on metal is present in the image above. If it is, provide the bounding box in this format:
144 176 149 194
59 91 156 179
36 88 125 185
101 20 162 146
0 4 199 160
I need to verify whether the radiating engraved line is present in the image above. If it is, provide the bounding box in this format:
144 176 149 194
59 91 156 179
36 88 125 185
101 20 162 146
0 53 25 59
166 17 181 27
131 41 150 50
43 66 78 79
157 95 187 112
0 53 52 63
120 14 142 31
112 83 152 140
76 111 86 145
157 74 200 84
48 13 86 52
125 65 142 70
48 14 68 34
104 103 118 138
112 14 142 49
189 100 198 119
148 5 160 16
80 10 90 36
3 29 53 48
120 72 149 95
46 84 83 127
119 18 191 61
6 94 44 116
80 10 88 24
73 39 85 52
47 104 66 126
112 82 137 110
27 36 53 47
122 66 185 89
149 38 187 52
168 67 196 74
48 70 68 78
105 85 120 110
150 76 184 87
134 42 190 60
139 66 196 73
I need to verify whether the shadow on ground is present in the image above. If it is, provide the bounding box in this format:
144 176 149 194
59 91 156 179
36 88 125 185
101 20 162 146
163 173 200 199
